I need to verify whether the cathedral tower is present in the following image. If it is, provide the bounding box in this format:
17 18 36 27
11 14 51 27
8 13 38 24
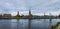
16 11 20 16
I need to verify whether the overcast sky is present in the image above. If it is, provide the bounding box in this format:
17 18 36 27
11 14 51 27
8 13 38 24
0 0 60 16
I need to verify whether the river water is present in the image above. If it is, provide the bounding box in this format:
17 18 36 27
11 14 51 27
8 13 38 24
0 19 60 29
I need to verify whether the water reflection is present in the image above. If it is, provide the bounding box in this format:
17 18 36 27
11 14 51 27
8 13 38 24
0 19 11 29
0 19 60 29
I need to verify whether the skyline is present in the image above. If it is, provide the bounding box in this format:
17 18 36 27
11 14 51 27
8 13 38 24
0 0 60 16
0 11 60 16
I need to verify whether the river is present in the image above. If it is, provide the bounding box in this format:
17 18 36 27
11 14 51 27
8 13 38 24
0 19 60 29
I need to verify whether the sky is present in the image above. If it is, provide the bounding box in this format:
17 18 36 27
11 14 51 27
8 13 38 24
0 0 60 16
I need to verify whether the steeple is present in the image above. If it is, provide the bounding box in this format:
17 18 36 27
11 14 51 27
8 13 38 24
16 11 20 16
29 9 32 19
29 10 32 16
17 11 19 15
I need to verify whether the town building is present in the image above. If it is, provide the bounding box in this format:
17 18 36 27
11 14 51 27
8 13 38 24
29 10 32 19
3 14 12 18
16 11 20 16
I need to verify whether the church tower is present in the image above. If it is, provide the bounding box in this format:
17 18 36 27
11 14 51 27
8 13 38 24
29 9 32 16
17 11 19 16
16 11 20 16
29 9 32 19
29 10 32 16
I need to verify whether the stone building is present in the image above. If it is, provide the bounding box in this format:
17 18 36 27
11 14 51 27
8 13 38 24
3 14 12 18
15 11 20 18
29 10 32 19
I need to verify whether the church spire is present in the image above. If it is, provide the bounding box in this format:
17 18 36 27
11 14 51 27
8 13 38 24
16 11 20 16
29 9 32 19
17 11 19 15
29 9 32 16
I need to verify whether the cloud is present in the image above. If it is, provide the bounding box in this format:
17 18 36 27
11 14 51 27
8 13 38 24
0 0 60 15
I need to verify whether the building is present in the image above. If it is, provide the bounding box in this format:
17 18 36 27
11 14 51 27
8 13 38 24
15 11 20 18
16 11 20 16
16 11 20 17
3 14 12 18
0 14 3 18
29 10 32 16
29 10 32 18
